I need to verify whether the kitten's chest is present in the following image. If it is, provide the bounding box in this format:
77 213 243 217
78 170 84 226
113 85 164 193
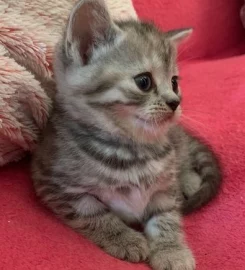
97 179 169 223
93 153 176 223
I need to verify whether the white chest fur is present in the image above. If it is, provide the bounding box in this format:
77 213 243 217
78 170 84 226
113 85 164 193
94 153 176 223
100 187 150 223
98 178 170 223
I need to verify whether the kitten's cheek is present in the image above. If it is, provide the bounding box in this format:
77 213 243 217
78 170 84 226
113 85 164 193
112 104 137 118
174 107 182 119
133 118 152 130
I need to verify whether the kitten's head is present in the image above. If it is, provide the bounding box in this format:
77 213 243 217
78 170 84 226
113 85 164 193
55 0 192 143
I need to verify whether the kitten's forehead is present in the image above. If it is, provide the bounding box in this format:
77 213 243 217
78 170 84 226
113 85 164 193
115 21 176 73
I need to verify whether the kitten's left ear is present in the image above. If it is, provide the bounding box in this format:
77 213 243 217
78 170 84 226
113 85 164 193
166 28 193 45
64 0 118 65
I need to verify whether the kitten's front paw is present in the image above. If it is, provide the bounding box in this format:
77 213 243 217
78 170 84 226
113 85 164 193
103 230 149 262
150 246 195 270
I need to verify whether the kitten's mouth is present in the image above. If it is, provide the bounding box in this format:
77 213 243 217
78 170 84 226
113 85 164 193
135 115 171 127
128 114 176 141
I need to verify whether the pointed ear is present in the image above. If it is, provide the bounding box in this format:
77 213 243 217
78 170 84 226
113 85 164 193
65 0 116 65
166 28 193 45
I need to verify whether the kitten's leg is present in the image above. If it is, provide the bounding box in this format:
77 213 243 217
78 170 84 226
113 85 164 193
42 192 149 262
145 193 195 270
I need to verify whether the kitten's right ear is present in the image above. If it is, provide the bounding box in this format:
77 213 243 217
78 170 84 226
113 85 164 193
64 0 116 65
166 28 193 45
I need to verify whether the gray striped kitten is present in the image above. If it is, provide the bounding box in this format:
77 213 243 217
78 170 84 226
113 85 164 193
32 0 221 269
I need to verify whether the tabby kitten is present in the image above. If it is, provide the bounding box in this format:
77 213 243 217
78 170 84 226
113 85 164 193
32 0 221 269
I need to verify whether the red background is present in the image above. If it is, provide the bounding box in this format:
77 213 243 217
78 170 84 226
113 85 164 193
1 1 245 269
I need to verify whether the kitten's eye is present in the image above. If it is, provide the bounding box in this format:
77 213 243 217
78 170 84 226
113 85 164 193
134 72 153 92
171 76 179 93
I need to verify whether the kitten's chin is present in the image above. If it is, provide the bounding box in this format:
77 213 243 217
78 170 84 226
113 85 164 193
110 104 181 143
119 116 174 144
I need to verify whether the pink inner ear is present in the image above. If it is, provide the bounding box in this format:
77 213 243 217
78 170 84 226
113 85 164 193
78 30 92 64
72 5 93 60
168 28 193 45
68 0 112 64
72 2 94 40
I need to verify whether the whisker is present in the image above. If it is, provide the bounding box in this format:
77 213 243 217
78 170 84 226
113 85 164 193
181 114 212 133
177 42 196 60
153 116 160 140
181 109 212 116
181 114 205 126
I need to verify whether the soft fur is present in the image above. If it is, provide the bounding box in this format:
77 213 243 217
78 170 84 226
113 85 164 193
31 1 221 269
0 0 137 166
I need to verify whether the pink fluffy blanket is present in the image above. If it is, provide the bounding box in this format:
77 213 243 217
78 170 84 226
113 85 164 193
0 0 137 166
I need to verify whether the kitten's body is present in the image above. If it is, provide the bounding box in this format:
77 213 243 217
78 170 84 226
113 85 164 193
33 112 218 222
32 1 221 269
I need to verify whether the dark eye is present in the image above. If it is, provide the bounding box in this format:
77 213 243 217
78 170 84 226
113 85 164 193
134 72 153 92
171 76 179 93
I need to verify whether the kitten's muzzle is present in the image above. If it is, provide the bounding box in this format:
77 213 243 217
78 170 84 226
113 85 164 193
166 98 180 111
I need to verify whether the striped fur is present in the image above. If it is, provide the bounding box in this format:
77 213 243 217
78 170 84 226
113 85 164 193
32 1 221 269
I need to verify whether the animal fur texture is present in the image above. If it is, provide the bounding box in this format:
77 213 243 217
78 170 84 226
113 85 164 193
32 1 221 269
0 0 137 166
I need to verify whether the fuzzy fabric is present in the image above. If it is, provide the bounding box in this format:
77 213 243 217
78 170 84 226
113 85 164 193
0 0 137 166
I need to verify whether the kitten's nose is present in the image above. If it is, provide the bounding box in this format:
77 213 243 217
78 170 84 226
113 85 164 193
166 99 180 111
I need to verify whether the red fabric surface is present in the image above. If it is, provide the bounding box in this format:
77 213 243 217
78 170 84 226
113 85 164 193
133 0 245 60
1 1 245 270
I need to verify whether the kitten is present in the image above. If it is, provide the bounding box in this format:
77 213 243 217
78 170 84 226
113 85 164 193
31 0 221 269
